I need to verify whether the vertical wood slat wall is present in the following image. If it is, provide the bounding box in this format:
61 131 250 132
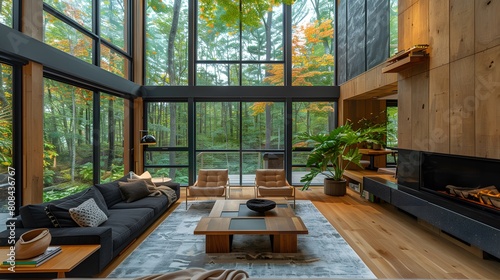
397 0 500 159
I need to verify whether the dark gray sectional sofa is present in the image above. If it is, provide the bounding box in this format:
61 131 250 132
0 176 180 277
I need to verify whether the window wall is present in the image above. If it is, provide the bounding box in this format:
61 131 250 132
43 79 128 201
43 0 131 79
0 63 14 231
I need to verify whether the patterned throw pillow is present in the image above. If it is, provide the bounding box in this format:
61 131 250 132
69 198 108 227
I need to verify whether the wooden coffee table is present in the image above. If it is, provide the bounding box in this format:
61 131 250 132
194 200 308 253
0 244 100 278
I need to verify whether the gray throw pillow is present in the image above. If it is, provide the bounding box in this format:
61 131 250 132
69 198 108 227
118 180 151 203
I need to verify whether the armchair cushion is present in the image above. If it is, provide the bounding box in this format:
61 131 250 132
189 186 225 196
258 186 293 197
196 169 229 187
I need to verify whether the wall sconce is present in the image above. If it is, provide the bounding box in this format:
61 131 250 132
140 130 156 145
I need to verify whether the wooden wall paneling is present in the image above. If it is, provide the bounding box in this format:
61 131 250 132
474 45 500 159
429 0 450 69
411 72 430 151
450 55 475 156
123 99 132 173
449 0 475 62
22 62 44 204
428 65 450 153
21 0 43 40
133 98 144 173
475 0 500 53
337 0 347 85
398 7 410 51
346 0 366 80
411 0 429 48
398 0 419 14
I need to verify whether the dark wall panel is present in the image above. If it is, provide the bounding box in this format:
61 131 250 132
337 0 347 84
366 0 389 69
346 0 366 80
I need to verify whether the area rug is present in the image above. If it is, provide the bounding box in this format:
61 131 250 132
108 200 376 279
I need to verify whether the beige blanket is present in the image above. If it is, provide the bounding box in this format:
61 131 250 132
135 268 249 280
147 184 178 206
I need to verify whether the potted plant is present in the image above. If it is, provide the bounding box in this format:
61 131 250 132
299 122 386 195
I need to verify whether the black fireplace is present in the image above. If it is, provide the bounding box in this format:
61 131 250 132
397 149 500 229
364 149 500 259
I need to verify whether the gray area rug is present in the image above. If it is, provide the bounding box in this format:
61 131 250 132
109 200 376 279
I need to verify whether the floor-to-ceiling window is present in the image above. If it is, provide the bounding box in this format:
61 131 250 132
0 0 13 27
143 0 338 186
0 62 14 231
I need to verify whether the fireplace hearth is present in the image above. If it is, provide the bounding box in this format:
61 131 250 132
364 149 500 259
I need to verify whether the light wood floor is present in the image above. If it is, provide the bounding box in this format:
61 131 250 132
98 187 500 279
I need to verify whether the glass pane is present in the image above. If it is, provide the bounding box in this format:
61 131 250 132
145 0 189 85
196 102 240 149
291 101 336 148
292 166 325 186
197 0 239 61
242 102 284 149
196 64 239 86
100 0 127 51
44 11 93 64
144 151 189 166
147 102 189 147
387 106 398 148
291 0 335 86
100 93 125 183
243 64 284 86
389 0 399 56
241 152 260 185
0 63 13 231
145 167 189 185
44 0 93 31
195 151 240 176
43 79 93 202
101 44 129 79
0 0 13 27
241 2 283 61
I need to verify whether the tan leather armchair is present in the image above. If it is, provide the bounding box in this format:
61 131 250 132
254 169 295 208
186 169 229 209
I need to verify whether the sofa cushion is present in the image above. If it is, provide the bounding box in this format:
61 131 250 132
111 195 169 215
95 175 128 207
103 208 155 251
118 180 151 203
45 187 110 228
19 203 54 228
69 198 108 227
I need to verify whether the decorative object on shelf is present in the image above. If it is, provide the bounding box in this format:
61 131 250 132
246 199 276 213
140 130 156 145
14 228 52 259
382 44 429 73
298 122 386 195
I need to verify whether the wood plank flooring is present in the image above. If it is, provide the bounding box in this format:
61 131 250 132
98 186 500 279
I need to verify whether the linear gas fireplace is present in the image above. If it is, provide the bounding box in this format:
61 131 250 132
377 149 500 259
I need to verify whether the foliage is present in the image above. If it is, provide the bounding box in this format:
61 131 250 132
79 162 94 181
299 122 387 190
43 185 89 202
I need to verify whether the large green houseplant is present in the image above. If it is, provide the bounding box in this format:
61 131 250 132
299 122 386 195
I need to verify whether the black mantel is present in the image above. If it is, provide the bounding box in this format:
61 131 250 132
363 149 500 260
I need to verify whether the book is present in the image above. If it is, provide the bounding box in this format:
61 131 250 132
2 246 62 267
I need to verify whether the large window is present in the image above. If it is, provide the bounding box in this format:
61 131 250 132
43 79 128 201
43 79 93 201
0 0 13 27
0 63 13 231
43 0 131 79
145 0 189 85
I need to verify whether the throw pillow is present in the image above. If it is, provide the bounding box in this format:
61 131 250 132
45 187 110 228
20 203 55 228
127 178 156 190
118 180 151 203
69 198 108 227
130 171 152 180
95 175 129 207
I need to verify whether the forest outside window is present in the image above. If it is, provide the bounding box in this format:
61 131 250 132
0 0 13 27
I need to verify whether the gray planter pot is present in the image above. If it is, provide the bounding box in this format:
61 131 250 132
324 178 347 196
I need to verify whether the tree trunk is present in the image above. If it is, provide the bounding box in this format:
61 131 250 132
107 98 115 170
70 89 76 182
167 0 181 85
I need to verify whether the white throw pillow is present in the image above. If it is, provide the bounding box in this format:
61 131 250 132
69 198 108 227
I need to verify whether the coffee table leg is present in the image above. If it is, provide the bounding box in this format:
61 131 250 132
205 235 231 253
272 234 298 253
